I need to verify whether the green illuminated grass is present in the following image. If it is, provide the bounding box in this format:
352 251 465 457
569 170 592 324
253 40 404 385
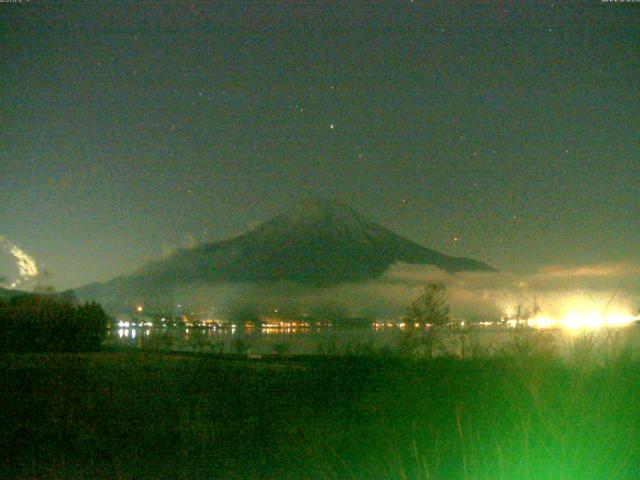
1 332 639 479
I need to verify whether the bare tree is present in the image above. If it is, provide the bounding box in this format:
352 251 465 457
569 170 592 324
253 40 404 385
397 282 452 359
404 282 450 328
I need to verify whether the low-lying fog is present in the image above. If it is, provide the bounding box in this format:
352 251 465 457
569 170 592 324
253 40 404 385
173 262 640 323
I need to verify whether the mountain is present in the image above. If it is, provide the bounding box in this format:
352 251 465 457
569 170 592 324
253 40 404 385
0 286 76 301
0 287 17 299
76 200 494 309
0 287 30 299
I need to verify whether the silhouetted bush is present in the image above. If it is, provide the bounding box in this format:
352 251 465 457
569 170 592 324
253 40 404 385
0 294 108 352
272 341 290 356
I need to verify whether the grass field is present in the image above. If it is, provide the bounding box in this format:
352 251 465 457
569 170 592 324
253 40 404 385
2 337 640 479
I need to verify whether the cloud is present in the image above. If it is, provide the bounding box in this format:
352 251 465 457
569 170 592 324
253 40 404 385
182 233 198 250
380 262 640 320
174 261 640 321
0 236 39 289
158 233 200 260
536 263 640 279
247 220 263 232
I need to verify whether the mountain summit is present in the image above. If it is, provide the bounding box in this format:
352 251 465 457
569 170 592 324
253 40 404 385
77 200 494 306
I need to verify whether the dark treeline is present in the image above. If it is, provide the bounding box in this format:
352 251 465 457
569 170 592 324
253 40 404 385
0 294 109 352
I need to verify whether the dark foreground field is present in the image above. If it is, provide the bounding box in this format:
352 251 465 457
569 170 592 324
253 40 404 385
2 347 639 479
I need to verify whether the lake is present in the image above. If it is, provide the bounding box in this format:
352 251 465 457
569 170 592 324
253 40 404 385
105 321 640 358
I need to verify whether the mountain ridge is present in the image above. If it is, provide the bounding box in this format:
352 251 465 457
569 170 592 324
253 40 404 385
76 200 495 308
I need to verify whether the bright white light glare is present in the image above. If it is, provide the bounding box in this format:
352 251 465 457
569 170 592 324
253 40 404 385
563 312 583 330
527 316 555 329
0 235 39 288
561 310 637 330
524 311 638 331
502 289 639 331
584 311 601 329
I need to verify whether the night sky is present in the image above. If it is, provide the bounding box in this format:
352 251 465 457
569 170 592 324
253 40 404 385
1 0 638 290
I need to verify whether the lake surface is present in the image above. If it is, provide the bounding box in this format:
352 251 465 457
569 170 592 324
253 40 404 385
105 322 640 358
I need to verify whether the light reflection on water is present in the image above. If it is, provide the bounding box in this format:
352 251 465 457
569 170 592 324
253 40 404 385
107 323 640 356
